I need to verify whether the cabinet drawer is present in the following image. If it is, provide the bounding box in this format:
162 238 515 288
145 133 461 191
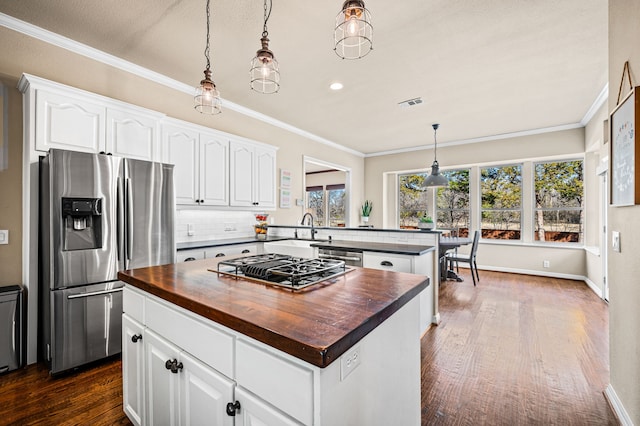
146 298 234 378
123 285 145 324
363 252 413 273
236 339 314 425
205 244 257 258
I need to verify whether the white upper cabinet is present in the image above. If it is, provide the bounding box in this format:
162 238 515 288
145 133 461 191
199 131 229 206
230 140 277 209
163 121 230 207
35 89 106 154
163 121 200 205
106 108 160 161
20 74 162 161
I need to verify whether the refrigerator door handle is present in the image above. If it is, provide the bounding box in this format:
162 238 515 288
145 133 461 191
66 287 123 299
117 176 124 262
126 177 133 266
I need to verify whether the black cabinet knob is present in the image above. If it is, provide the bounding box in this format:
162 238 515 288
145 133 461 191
165 359 183 374
226 401 241 416
131 334 142 343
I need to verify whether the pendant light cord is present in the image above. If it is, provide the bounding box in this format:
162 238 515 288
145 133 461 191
204 0 211 71
262 0 272 37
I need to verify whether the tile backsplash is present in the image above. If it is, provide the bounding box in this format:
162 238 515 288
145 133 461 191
176 210 257 243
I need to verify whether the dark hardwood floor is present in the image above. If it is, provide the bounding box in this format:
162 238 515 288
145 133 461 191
422 270 617 425
0 271 617 425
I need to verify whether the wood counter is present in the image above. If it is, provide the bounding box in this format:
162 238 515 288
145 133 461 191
118 258 429 368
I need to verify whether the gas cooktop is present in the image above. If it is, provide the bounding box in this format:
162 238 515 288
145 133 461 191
211 253 352 290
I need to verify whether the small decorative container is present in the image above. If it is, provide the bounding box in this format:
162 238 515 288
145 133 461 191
254 214 269 240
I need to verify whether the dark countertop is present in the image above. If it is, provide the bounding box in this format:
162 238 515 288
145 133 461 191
269 225 442 234
177 236 289 250
179 237 436 256
118 258 429 368
310 240 436 256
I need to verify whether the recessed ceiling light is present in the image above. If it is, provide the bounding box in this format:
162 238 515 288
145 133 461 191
330 82 344 91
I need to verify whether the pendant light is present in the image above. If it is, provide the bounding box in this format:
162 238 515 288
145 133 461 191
194 0 222 114
424 124 449 187
334 0 373 60
250 0 280 94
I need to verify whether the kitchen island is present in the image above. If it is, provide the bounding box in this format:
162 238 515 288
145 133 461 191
118 257 429 425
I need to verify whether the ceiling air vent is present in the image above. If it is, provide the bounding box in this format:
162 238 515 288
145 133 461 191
398 97 423 109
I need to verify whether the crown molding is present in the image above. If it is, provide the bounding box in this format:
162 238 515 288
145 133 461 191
0 12 365 158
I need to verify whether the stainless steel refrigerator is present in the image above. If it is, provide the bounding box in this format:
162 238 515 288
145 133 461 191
40 149 175 374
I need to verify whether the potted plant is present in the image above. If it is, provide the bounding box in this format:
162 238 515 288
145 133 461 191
418 214 435 230
361 200 373 223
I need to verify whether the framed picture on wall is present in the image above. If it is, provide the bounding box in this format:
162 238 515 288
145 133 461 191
610 86 640 206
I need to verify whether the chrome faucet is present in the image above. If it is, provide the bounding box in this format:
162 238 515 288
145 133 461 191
301 212 317 239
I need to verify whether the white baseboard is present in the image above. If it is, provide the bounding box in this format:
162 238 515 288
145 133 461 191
457 264 603 298
604 384 633 425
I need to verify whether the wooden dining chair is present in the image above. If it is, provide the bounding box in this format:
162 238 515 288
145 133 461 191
446 230 480 286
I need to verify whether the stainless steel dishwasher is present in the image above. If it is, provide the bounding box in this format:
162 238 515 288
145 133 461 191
317 248 363 267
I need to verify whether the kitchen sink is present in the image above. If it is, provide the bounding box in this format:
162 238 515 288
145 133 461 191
263 239 321 258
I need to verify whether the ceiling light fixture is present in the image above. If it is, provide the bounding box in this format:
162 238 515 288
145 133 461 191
424 123 449 187
194 0 222 114
330 82 344 90
250 0 280 94
334 0 373 60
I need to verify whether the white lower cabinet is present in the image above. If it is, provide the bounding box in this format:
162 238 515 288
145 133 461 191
122 314 145 426
123 286 301 426
144 329 235 426
234 387 301 426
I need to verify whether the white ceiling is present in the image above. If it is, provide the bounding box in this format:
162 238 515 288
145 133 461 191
0 0 608 155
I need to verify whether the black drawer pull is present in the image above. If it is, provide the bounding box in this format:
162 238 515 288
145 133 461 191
380 261 394 267
241 249 251 254
215 253 226 258
184 257 196 262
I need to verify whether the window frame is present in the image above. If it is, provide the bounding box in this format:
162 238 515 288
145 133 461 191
435 168 471 237
479 163 524 241
532 158 584 244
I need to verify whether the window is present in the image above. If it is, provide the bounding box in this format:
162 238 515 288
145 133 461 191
534 160 583 243
327 184 346 227
398 173 428 228
306 184 345 227
480 165 522 240
436 169 470 237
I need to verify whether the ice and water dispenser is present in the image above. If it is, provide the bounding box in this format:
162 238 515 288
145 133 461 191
61 197 103 251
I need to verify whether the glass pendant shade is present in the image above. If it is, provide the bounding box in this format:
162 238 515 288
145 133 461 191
194 68 222 114
334 0 373 59
424 123 449 187
250 36 280 94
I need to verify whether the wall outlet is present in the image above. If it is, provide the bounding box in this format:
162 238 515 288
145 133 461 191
543 260 550 268
0 230 8 245
340 345 361 381
187 224 194 236
612 231 621 252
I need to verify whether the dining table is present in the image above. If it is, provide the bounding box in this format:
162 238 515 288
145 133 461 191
439 236 472 282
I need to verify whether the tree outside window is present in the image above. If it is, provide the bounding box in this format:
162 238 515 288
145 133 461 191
436 169 470 237
306 184 345 227
534 160 583 243
398 173 428 228
480 165 522 240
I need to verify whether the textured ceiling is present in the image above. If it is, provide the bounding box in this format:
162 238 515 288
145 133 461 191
0 0 608 155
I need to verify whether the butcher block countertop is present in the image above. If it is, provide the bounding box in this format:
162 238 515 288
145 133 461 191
118 258 429 368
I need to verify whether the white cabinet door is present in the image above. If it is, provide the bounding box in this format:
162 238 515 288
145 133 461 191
179 351 235 426
254 146 277 209
164 123 200 206
234 387 302 426
35 89 106 153
145 329 181 426
200 133 229 206
230 141 255 207
122 314 145 426
106 108 159 161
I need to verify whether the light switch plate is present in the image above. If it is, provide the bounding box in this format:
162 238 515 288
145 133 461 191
0 230 8 244
612 231 621 252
